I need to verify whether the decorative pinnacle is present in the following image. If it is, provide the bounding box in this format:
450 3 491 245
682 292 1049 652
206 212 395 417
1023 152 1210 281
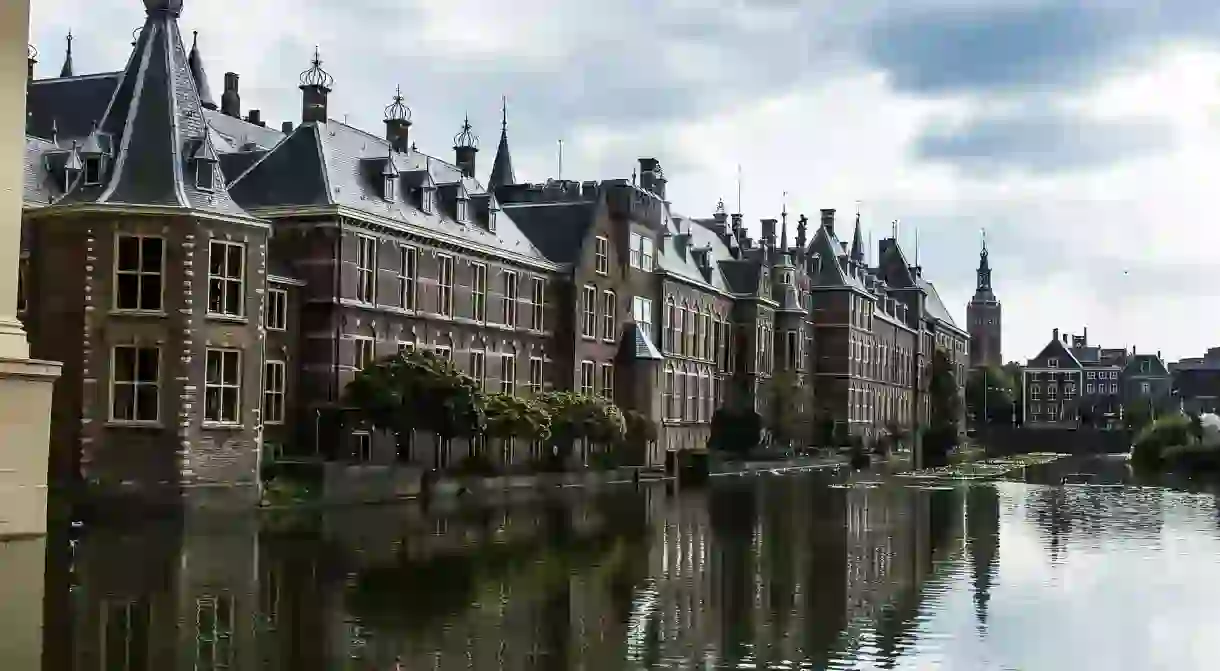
715 198 726 215
501 95 508 133
454 114 479 149
299 47 334 90
28 43 37 61
384 85 412 123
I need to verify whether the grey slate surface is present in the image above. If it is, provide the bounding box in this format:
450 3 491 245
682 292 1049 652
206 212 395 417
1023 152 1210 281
617 322 663 361
25 72 120 142
502 201 596 264
917 277 961 331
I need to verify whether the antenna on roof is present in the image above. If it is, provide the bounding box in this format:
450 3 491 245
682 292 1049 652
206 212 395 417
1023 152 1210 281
915 225 921 266
736 164 742 214
557 139 563 181
892 219 899 240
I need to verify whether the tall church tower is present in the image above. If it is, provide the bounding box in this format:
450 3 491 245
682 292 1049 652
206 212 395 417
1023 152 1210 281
968 233 1002 369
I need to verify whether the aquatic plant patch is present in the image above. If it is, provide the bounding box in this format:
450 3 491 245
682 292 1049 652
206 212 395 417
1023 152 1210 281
898 452 1067 481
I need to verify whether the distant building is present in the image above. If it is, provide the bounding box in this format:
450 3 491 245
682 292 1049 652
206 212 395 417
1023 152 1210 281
1171 348 1220 414
967 236 1001 369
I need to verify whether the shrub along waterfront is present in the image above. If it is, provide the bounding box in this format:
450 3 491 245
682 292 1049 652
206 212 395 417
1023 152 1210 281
1131 412 1220 472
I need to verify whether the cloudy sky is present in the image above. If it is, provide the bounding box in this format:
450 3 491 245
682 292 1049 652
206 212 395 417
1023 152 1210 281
29 0 1220 362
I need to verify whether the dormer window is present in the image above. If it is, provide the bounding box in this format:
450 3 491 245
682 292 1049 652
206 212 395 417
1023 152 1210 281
195 160 217 192
488 208 498 233
83 156 103 186
422 187 435 214
457 197 470 223
383 176 396 201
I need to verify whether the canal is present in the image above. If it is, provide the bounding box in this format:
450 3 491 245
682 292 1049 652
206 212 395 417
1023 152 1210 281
4 455 1220 669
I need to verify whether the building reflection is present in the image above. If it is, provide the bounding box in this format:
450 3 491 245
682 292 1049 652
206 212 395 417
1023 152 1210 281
33 478 970 670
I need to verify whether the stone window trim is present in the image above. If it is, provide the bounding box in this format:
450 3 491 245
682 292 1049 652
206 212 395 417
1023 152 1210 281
356 235 378 305
594 236 610 275
581 284 597 340
471 262 488 322
503 270 519 328
600 362 614 400
207 239 246 319
113 233 166 315
109 344 161 425
529 276 546 332
528 356 545 394
266 287 288 332
398 245 418 311
501 353 517 395
203 348 243 427
580 360 595 396
436 254 455 317
602 289 617 342
264 360 287 425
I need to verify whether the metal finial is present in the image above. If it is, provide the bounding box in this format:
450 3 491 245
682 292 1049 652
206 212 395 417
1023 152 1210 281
51 119 59 146
384 85 411 123
299 46 334 89
981 227 988 254
192 30 198 50
28 43 37 61
454 114 478 149
132 26 141 46
501 95 508 132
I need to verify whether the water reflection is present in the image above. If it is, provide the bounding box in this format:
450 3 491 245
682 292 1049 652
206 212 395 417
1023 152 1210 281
13 457 1220 669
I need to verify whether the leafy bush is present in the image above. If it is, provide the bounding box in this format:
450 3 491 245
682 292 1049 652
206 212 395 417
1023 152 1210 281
484 393 552 445
1132 413 1193 466
709 407 762 456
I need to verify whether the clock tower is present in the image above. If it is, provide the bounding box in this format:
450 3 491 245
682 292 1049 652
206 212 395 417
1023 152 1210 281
968 233 1002 369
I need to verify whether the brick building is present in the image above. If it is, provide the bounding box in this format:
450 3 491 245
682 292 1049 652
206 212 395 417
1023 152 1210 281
20 0 972 504
967 236 1002 369
1171 348 1220 414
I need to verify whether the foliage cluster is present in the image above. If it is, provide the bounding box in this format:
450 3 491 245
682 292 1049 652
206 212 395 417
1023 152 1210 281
924 349 963 467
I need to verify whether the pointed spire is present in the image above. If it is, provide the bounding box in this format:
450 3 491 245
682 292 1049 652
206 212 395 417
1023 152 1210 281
972 228 996 302
188 31 218 111
64 140 83 174
59 31 74 78
850 208 865 263
488 95 516 189
780 191 789 250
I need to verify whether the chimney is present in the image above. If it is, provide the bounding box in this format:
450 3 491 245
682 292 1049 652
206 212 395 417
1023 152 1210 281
820 208 836 235
796 214 808 250
453 116 478 179
1053 328 1059 343
281 121 294 134
221 72 241 118
246 109 263 127
384 87 412 154
731 212 743 232
761 219 777 248
1083 327 1088 346
638 158 666 199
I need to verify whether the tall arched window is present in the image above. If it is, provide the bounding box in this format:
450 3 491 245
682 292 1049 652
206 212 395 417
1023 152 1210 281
664 364 675 420
664 297 676 353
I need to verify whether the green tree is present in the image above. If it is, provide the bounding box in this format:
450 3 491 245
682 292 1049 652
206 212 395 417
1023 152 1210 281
344 349 485 456
1124 396 1155 432
965 366 1015 425
1002 362 1024 424
484 393 552 445
537 392 627 464
620 410 658 465
709 406 763 457
923 349 962 467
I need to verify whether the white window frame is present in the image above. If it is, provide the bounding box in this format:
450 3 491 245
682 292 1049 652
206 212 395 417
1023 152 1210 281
633 296 653 341
529 356 544 393
100 600 149 671
471 262 487 322
399 245 417 310
530 277 545 331
629 232 643 269
194 595 235 671
500 354 517 395
1110 383 1118 394
469 350 486 390
383 175 396 201
266 287 288 331
457 196 470 224
114 234 165 313
581 284 597 339
110 345 161 423
594 236 609 275
422 186 435 214
204 348 242 425
264 360 287 425
580 360 595 396
353 336 375 371
353 432 373 463
1086 383 1095 395
433 344 452 361
207 240 246 318
641 236 655 270
196 159 217 192
602 290 616 341
600 363 614 400
1048 359 1059 368
437 254 454 317
356 235 377 304
503 270 518 327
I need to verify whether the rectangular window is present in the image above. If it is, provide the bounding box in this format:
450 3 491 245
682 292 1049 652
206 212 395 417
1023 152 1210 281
581 284 596 338
580 360 595 396
641 237 655 270
433 345 452 362
399 245 417 310
602 290 616 341
595 236 609 275
500 354 517 395
530 277 545 331
529 357 544 393
195 595 234 670
629 232 643 268
207 240 245 317
100 599 150 671
111 345 160 423
437 254 454 316
354 432 373 463
356 235 376 304
633 296 653 340
471 262 487 322
1030 385 1041 400
469 350 485 390
266 287 288 331
1110 383 1118 394
1047 386 1057 401
353 336 374 371
503 270 519 327
1087 371 1096 379
600 363 614 400
786 331 798 370
397 340 415 354
204 349 242 424
1141 382 1151 395
264 360 286 425
1048 359 1059 368
114 235 164 312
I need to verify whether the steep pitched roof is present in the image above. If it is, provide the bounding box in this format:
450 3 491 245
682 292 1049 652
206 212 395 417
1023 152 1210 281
228 119 549 263
502 200 597 264
917 277 963 333
1123 354 1169 377
50 4 254 220
26 72 121 142
1027 336 1082 369
659 209 733 294
488 100 516 189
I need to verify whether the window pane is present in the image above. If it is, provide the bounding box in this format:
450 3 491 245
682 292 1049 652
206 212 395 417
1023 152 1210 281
116 274 140 310
222 352 238 384
136 384 159 422
114 347 136 383
206 352 221 384
117 236 140 272
209 244 226 276
141 238 162 272
140 274 161 311
137 348 158 382
208 279 224 313
225 282 241 316
113 385 135 421
225 245 243 278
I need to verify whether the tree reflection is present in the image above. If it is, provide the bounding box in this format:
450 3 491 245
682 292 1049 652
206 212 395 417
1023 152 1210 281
966 484 1001 631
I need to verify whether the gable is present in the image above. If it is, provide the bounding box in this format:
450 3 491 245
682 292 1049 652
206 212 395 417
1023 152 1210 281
1027 338 1081 369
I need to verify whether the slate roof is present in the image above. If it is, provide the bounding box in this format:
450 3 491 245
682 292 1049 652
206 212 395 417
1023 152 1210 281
617 322 663 362
502 200 597 264
26 72 122 142
228 119 548 263
916 277 964 333
806 221 866 291
1123 354 1169 377
659 210 733 295
42 7 254 220
488 112 515 189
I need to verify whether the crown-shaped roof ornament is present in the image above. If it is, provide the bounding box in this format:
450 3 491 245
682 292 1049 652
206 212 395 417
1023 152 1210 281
715 198 726 215
453 115 478 149
143 0 184 16
384 85 411 123
28 43 38 61
299 47 334 90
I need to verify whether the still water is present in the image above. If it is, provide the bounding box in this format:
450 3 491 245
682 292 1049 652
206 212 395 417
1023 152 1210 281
9 456 1220 670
